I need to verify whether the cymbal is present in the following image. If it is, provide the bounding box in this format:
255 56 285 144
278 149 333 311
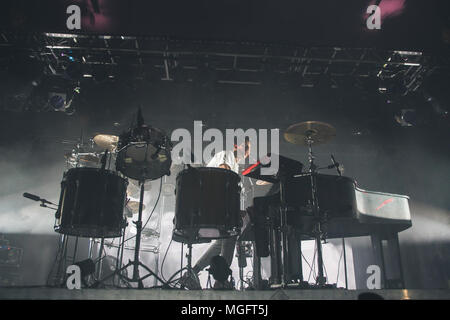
93 134 119 151
126 201 145 213
284 121 336 146
256 180 272 186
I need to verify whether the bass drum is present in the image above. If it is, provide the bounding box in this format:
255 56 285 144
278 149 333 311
173 167 241 243
55 168 128 238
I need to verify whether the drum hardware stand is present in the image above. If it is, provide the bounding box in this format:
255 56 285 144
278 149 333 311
238 182 248 291
50 233 69 287
186 243 195 280
278 174 290 288
95 238 105 280
153 176 169 287
236 241 247 291
329 154 349 289
342 237 348 289
169 241 198 289
72 236 79 264
91 178 168 289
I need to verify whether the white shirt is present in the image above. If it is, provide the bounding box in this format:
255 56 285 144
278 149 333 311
206 150 239 174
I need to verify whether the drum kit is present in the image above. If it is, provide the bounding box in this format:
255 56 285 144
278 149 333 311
32 113 340 289
53 109 174 288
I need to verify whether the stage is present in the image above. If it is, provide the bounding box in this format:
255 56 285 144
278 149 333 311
1 287 449 300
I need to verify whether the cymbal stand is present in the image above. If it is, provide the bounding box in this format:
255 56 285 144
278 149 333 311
185 243 196 282
278 174 289 287
306 136 326 286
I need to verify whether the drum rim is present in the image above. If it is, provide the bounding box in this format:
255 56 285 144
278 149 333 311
176 166 241 180
66 166 125 176
117 142 171 154
173 226 240 241
55 225 124 238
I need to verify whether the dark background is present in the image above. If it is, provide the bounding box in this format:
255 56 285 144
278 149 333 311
0 0 448 50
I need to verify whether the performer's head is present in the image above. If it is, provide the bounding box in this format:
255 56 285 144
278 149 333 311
234 137 251 161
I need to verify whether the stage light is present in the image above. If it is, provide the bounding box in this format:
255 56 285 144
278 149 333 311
48 86 79 115
48 93 66 111
28 75 80 115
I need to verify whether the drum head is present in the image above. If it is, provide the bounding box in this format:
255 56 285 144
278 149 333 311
116 142 171 180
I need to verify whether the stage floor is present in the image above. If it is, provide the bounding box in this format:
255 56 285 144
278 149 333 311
0 287 449 300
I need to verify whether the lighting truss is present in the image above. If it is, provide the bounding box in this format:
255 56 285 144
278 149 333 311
1 32 448 93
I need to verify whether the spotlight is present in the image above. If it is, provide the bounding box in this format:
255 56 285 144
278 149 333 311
31 75 80 115
48 92 67 111
48 87 78 115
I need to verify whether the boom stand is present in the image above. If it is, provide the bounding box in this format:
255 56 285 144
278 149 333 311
92 180 167 288
279 175 289 287
307 137 327 286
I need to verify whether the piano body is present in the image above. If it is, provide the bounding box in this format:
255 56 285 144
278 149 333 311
243 158 412 289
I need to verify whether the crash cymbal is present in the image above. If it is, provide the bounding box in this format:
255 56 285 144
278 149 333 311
126 201 145 213
256 180 273 186
284 121 336 146
93 134 119 151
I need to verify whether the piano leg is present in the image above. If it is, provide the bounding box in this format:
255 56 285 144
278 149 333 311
386 233 406 289
342 237 348 290
269 225 282 286
370 233 405 289
287 228 303 283
252 241 262 289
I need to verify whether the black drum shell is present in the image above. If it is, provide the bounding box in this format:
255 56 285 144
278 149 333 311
173 167 241 243
56 168 128 238
252 174 357 238
284 174 357 217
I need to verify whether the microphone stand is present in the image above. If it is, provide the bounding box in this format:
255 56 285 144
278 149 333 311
330 154 349 289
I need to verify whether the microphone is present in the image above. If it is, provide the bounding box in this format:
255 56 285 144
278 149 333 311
23 192 56 206
330 155 342 176
23 192 41 202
